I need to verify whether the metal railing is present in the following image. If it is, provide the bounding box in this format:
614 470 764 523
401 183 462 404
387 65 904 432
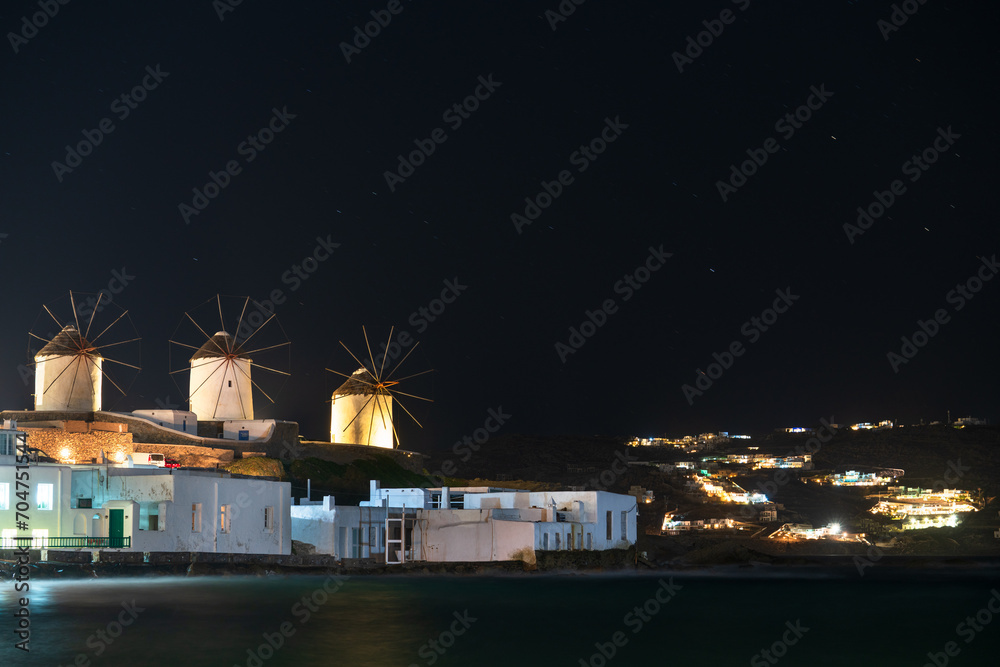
2 536 131 549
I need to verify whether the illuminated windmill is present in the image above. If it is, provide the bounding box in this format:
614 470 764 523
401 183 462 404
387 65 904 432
327 327 432 449
29 291 141 411
169 295 290 420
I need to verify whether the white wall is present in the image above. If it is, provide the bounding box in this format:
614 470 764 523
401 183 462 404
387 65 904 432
0 463 290 554
189 357 254 420
360 480 430 509
463 490 638 549
110 472 290 554
330 393 393 448
222 420 274 441
291 501 387 559
0 464 69 546
131 410 198 435
34 354 102 411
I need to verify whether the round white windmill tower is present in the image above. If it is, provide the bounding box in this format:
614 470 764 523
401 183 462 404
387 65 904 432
34 325 103 411
330 367 394 448
189 331 254 420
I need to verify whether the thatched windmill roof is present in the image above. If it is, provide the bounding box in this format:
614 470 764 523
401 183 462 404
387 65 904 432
36 325 101 359
190 331 247 361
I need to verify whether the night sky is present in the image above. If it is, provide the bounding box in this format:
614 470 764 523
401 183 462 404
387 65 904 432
1 1 998 453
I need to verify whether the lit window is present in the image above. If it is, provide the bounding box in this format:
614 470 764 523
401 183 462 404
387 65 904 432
0 482 9 511
37 483 54 511
32 529 48 548
220 505 230 533
1 529 15 547
192 503 202 532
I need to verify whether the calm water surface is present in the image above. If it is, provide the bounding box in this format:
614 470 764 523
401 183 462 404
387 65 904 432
2 566 999 666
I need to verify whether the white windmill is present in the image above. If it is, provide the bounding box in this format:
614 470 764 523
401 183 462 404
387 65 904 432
29 291 141 412
169 295 290 421
327 326 432 449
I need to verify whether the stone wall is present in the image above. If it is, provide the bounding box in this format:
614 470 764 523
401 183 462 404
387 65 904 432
132 443 234 468
20 427 134 463
2 410 426 471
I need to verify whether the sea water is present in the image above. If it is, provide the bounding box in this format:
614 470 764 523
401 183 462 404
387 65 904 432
2 565 998 666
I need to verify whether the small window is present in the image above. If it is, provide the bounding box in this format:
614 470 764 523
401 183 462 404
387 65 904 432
37 483 54 511
586 533 593 550
0 482 9 511
542 533 549 550
220 505 230 533
192 503 202 532
555 533 561 550
621 511 628 540
228 380 232 387
264 506 274 532
606 510 613 540
1 529 16 548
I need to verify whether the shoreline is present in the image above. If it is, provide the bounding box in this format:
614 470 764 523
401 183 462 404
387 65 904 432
6 553 1000 579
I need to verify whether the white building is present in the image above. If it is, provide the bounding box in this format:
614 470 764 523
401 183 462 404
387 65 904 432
189 331 254 420
330 368 394 448
291 497 389 560
131 409 198 435
34 325 103 412
292 481 638 564
1 425 290 554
